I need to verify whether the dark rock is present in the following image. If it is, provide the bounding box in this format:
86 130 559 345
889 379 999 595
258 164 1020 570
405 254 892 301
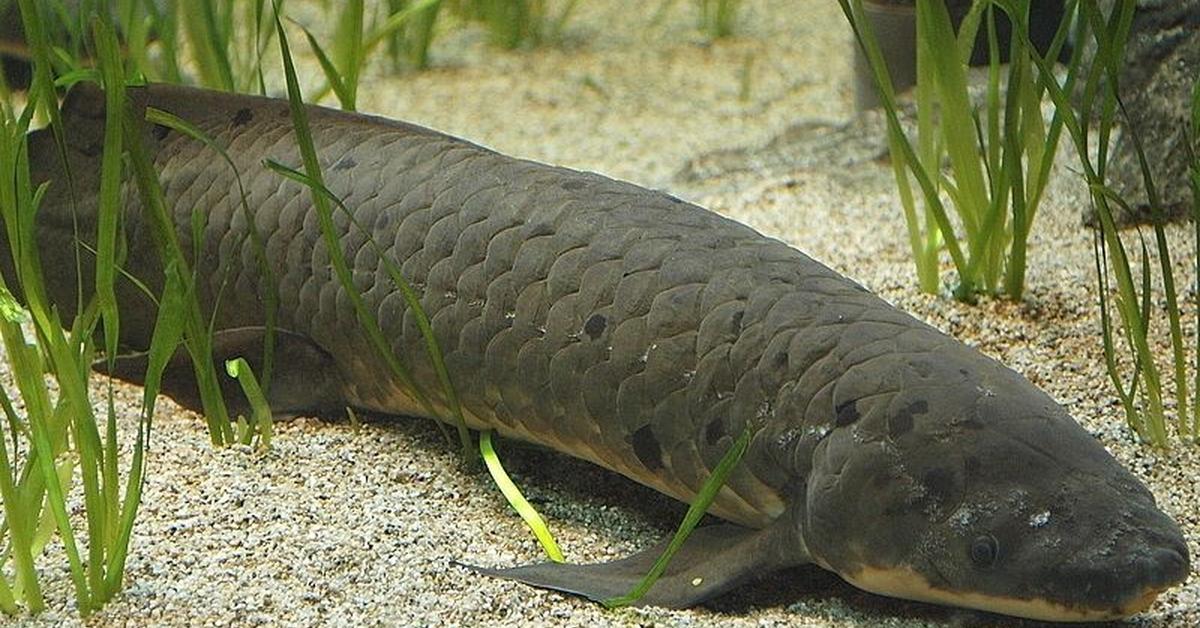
1092 0 1200 226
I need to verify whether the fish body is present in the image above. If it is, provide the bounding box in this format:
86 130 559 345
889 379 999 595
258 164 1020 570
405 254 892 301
13 83 1190 622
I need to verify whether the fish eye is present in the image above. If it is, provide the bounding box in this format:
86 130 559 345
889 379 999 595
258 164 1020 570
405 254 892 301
969 534 999 568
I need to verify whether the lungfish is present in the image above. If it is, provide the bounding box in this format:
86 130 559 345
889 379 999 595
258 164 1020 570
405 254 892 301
9 83 1190 622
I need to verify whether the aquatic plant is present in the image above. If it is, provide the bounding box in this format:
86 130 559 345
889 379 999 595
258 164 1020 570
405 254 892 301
0 5 192 616
841 0 1075 302
381 0 444 71
451 0 579 49
698 0 740 39
1032 2 1200 448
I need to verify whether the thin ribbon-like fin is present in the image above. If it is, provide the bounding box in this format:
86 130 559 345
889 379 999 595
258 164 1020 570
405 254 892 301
466 521 808 608
95 326 345 419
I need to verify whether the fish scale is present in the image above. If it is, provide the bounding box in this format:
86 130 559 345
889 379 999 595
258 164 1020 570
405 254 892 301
45 84 837 523
18 83 1190 621
144 88 877 508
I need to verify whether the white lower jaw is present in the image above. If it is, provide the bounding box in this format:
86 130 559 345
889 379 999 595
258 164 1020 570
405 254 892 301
843 564 1163 622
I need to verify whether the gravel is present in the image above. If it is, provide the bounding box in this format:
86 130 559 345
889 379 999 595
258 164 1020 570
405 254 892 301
8 1 1198 626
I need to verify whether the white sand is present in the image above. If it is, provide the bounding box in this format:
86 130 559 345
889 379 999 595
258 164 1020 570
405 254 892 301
8 1 1198 626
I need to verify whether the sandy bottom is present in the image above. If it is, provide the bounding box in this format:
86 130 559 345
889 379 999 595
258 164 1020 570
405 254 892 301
9 1 1199 626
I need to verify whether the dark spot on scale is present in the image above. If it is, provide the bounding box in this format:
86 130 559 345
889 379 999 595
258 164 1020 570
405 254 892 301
333 156 357 170
631 425 663 470
584 313 606 339
705 418 726 445
888 411 913 439
772 351 788 368
151 124 170 141
560 179 586 191
910 359 933 378
731 310 744 333
834 400 860 427
960 417 985 430
232 107 254 126
888 399 928 439
922 467 957 506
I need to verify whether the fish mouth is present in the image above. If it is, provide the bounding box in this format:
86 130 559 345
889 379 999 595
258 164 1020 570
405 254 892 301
842 564 1179 622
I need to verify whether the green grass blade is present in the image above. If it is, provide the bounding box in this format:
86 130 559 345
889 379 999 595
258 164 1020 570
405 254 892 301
1111 92 1190 432
143 106 280 392
17 338 93 614
93 15 126 370
916 0 988 242
102 261 186 593
365 0 445 56
181 0 235 90
270 0 481 459
299 25 353 110
123 103 235 446
840 0 971 297
263 159 471 452
1190 80 1200 441
479 431 562 562
331 0 364 110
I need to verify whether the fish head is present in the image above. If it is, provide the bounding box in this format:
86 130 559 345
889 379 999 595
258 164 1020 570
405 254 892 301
799 349 1190 622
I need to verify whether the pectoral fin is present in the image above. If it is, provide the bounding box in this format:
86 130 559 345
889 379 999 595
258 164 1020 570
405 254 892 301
96 327 345 419
467 521 807 608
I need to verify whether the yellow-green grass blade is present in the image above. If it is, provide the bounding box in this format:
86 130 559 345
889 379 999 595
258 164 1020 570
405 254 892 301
392 0 443 70
137 261 189 428
0 68 100 612
4 325 92 614
0 301 43 614
309 0 442 102
699 0 739 39
225 358 274 450
603 425 752 607
845 0 936 292
479 431 563 562
1081 0 1179 440
1092 183 1166 443
0 105 58 613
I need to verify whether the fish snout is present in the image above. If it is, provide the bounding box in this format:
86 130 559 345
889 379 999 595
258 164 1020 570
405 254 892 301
1133 539 1190 593
1079 532 1191 615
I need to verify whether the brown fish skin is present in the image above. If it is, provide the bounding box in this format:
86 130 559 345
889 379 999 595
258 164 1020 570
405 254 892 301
11 82 1190 621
